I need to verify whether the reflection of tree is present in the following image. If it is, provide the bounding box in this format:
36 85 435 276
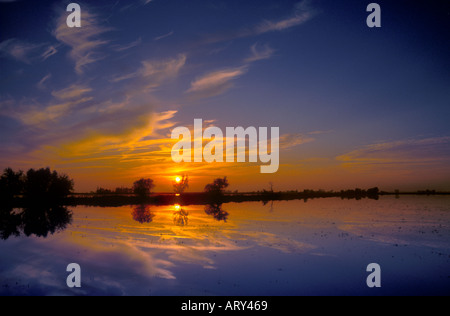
262 200 274 213
0 205 73 240
204 203 229 222
132 205 155 224
0 206 21 240
173 205 189 226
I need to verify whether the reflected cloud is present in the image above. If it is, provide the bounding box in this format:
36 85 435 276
237 231 315 254
0 237 176 295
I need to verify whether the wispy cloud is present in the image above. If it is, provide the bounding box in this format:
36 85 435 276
154 31 174 41
255 0 315 34
0 92 92 127
112 38 142 52
40 45 59 60
0 46 184 173
338 137 450 166
119 0 154 12
245 43 275 63
37 74 52 90
141 54 186 81
186 67 247 99
0 39 42 63
53 6 111 74
0 38 59 63
111 54 186 91
51 84 92 100
280 133 315 149
185 43 275 100
18 98 93 126
204 0 316 44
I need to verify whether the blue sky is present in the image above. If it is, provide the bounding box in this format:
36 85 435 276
1 0 450 191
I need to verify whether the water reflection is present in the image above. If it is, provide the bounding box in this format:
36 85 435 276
173 204 189 226
132 204 155 224
204 203 229 222
0 205 72 240
262 200 274 213
2 197 450 296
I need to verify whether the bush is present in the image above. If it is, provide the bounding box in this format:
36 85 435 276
204 177 229 194
0 168 25 200
133 178 155 198
0 167 74 203
24 168 74 201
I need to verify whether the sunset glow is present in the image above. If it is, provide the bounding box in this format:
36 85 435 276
1 0 449 299
0 0 449 193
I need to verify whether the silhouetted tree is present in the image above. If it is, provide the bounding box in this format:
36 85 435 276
133 178 155 199
96 187 113 195
24 168 74 201
0 168 74 239
115 187 133 195
204 177 229 203
0 168 25 200
204 177 229 194
173 175 189 195
367 187 380 200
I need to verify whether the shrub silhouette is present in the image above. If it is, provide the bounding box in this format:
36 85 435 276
204 177 229 193
1 168 74 202
24 168 74 201
0 168 25 200
133 178 155 199
204 177 229 202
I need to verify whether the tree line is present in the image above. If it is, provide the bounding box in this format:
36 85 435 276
0 168 230 202
6 167 445 207
0 168 74 203
93 175 229 198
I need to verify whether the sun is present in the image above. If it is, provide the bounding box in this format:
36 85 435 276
175 176 182 183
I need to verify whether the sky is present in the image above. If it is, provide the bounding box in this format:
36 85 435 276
0 0 450 192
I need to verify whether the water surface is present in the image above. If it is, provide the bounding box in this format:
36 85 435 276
1 196 449 296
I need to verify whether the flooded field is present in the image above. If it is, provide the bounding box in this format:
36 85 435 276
1 196 449 296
